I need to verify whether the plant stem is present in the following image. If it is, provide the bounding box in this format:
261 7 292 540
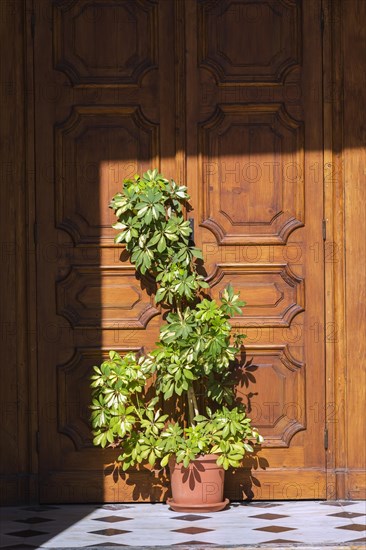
187 387 195 427
187 385 199 426
191 386 199 417
176 298 183 320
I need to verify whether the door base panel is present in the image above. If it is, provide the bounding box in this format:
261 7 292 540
39 469 327 503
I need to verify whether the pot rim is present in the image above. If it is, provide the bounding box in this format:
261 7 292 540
169 453 220 466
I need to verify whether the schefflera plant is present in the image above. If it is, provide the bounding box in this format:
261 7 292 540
90 169 263 471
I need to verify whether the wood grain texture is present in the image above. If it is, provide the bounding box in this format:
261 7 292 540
342 0 366 500
186 0 326 500
0 0 38 504
323 0 366 500
32 0 175 502
323 0 349 501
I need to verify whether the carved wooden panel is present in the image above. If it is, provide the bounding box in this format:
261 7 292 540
57 347 142 450
53 0 158 86
236 346 305 448
57 266 159 329
208 263 304 327
55 106 159 245
199 104 304 244
198 0 301 84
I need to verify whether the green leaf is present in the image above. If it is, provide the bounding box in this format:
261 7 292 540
157 236 166 253
160 455 169 467
194 415 207 422
137 206 149 218
149 450 156 466
155 288 166 303
183 368 195 380
191 247 203 259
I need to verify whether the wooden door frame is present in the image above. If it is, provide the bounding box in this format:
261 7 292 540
323 0 346 500
323 0 365 500
3 0 362 503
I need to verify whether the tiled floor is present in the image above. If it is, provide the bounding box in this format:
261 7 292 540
0 501 365 549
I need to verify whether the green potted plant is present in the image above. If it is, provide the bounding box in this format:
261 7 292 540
90 169 263 512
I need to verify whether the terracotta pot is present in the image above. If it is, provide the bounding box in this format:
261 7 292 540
167 454 229 512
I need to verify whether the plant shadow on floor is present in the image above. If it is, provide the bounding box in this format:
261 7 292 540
103 381 172 502
226 452 270 501
228 350 269 501
104 462 171 501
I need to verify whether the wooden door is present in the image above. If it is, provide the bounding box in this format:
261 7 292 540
185 0 326 499
34 0 326 502
34 0 178 502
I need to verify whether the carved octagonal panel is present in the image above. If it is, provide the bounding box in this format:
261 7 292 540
198 0 301 84
55 105 159 245
208 263 304 327
199 104 304 245
53 0 158 86
236 345 305 447
57 266 159 329
57 347 142 450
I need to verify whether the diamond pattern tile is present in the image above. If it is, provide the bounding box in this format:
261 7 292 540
174 514 211 522
5 529 49 538
247 502 283 508
174 541 213 545
85 544 128 547
0 545 37 549
336 523 366 531
89 528 131 536
249 513 289 520
329 511 365 518
172 527 214 535
1 500 365 547
320 500 355 506
93 515 132 523
101 504 133 511
14 516 53 524
22 506 59 512
255 525 296 533
261 539 300 544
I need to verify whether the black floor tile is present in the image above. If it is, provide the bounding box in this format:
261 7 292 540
100 505 134 511
248 502 284 508
89 528 131 536
336 523 366 531
174 540 213 545
261 539 301 544
329 511 365 518
92 516 132 523
172 527 214 535
320 501 356 507
173 514 211 522
255 525 296 533
5 529 49 538
22 506 59 512
14 516 53 524
84 544 128 548
249 513 289 520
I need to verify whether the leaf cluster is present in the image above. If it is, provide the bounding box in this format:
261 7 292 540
90 350 263 471
146 288 246 405
110 169 206 305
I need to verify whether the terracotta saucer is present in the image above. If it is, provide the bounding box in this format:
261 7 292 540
167 497 229 513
